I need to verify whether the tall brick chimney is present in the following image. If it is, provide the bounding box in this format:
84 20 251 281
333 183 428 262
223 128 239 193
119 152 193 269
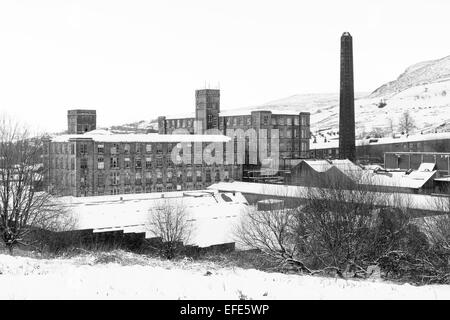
339 32 356 162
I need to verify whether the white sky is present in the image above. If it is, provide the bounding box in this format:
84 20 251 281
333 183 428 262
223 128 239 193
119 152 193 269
1 0 450 132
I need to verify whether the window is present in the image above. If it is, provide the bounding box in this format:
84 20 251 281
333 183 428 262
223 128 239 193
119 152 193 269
70 158 75 170
262 115 269 126
301 141 308 152
271 118 277 125
124 144 130 154
110 157 119 169
111 144 118 155
135 157 142 169
111 172 120 185
146 144 152 153
98 173 105 186
278 117 285 125
80 144 88 154
196 170 202 181
136 144 141 153
124 157 131 169
80 158 88 169
301 116 307 126
205 170 211 182
156 157 163 167
156 170 162 183
145 157 152 169
286 129 292 138
70 144 75 155
145 171 152 184
215 170 220 181
97 144 104 154
301 128 307 139
186 170 193 182
135 172 142 185
124 172 131 185
177 170 183 183
97 156 104 169
294 117 299 125
246 117 251 125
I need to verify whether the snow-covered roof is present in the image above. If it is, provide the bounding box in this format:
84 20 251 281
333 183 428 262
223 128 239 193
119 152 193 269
301 159 362 174
364 170 436 189
418 163 436 172
311 131 450 150
208 181 446 212
165 113 195 120
60 190 248 248
50 132 231 143
219 108 301 117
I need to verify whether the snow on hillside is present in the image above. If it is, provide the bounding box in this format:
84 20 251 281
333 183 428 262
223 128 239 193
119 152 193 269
258 55 450 136
0 251 449 299
107 55 450 137
370 55 450 98
107 120 158 133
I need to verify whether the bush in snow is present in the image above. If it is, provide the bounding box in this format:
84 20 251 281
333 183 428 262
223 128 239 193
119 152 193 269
145 199 193 259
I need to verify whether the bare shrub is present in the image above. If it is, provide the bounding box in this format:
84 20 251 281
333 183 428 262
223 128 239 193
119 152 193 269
235 172 437 281
235 202 305 271
0 115 68 254
146 199 193 259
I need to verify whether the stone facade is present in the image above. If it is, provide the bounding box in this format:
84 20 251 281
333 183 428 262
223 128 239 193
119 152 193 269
44 136 242 197
67 110 97 134
158 89 311 163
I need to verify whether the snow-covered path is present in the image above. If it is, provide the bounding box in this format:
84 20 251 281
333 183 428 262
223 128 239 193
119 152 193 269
0 252 449 300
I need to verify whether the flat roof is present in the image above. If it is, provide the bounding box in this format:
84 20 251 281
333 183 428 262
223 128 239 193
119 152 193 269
50 132 231 143
310 131 450 151
208 181 447 212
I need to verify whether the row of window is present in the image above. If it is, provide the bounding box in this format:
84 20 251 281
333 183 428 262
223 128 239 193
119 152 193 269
104 182 210 195
55 168 235 190
166 119 195 128
165 115 310 129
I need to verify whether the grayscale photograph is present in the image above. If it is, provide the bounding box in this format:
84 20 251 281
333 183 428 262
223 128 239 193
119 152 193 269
0 0 449 309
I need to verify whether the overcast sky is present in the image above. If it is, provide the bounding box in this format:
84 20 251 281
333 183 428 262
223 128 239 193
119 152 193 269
1 0 449 132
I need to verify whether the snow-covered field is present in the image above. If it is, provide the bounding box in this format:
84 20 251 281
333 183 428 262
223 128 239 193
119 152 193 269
1 251 449 300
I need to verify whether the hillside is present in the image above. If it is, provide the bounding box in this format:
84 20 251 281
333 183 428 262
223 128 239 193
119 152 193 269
259 55 450 136
1 250 449 299
108 55 450 138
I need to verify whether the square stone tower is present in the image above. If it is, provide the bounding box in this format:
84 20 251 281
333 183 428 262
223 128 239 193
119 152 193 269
195 89 220 134
67 109 97 134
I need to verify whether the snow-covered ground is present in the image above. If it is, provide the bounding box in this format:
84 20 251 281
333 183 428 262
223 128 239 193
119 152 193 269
1 251 449 300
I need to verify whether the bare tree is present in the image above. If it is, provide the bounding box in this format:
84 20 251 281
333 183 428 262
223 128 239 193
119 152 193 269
0 115 66 254
234 200 309 271
146 199 193 259
399 110 416 135
234 172 427 279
